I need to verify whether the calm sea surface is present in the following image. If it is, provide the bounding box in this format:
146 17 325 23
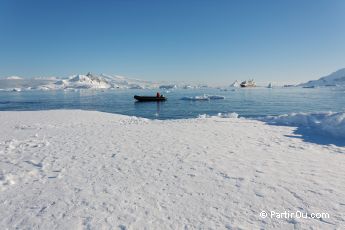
0 87 344 119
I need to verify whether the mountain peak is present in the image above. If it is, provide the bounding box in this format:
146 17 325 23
300 68 345 87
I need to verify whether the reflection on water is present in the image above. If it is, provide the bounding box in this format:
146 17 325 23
0 87 345 119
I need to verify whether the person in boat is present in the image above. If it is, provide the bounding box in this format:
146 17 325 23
156 92 160 97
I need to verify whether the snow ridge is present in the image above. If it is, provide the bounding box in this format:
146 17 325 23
197 111 345 139
300 68 345 87
259 111 345 139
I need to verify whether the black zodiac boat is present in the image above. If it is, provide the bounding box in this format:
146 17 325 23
134 95 167 102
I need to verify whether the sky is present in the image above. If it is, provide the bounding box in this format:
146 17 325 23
0 0 345 84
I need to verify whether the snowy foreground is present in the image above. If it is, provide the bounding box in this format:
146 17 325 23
0 110 344 229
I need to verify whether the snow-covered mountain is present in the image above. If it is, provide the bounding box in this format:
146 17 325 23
0 72 206 91
53 73 111 89
159 84 177 89
35 73 106 90
100 73 159 89
39 72 160 90
300 68 345 87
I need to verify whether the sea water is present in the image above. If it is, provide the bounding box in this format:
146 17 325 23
0 87 344 120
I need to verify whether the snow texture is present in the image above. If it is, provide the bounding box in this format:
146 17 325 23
0 110 344 229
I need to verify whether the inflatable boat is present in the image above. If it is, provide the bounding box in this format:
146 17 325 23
134 95 167 102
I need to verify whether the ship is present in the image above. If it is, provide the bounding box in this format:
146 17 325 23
240 79 256 88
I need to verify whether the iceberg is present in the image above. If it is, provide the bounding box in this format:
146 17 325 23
230 80 240 88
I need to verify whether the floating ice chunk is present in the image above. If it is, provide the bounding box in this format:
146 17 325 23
198 112 239 119
181 95 225 101
217 112 239 118
198 114 211 118
181 95 209 101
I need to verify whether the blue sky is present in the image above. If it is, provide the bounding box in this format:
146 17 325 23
0 0 344 84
